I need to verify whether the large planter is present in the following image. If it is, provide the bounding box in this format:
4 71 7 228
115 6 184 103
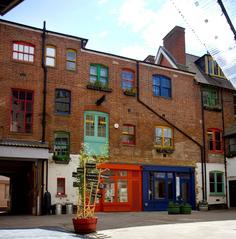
180 204 192 214
72 217 98 234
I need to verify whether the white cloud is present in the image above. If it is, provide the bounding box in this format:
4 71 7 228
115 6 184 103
120 44 151 60
117 0 207 57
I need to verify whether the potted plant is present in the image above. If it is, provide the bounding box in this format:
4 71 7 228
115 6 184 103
167 201 180 214
123 87 136 96
72 145 107 234
180 202 192 214
198 200 208 211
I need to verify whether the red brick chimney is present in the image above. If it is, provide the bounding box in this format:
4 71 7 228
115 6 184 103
163 26 186 65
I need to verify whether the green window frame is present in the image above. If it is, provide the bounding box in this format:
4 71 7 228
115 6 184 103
209 171 224 195
53 131 70 160
89 64 108 87
155 126 173 148
202 87 220 108
84 111 109 156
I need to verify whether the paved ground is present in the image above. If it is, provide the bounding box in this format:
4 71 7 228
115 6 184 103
0 209 236 238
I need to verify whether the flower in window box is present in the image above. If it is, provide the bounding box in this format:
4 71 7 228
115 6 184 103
123 88 136 96
87 81 112 92
53 154 70 164
154 145 174 154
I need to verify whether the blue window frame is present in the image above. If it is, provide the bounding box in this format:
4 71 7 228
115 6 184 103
152 75 171 98
84 111 109 156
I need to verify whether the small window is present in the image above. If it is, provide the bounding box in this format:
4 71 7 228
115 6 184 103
13 41 35 62
121 69 134 90
207 129 223 153
155 126 173 148
54 132 70 159
89 64 108 87
202 87 220 108
206 56 225 78
122 124 135 145
55 89 71 115
66 49 76 70
11 89 33 133
57 178 65 195
153 75 171 98
209 171 224 195
46 46 56 67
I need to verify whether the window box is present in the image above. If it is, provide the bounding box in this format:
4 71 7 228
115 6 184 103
123 88 136 97
86 83 112 93
154 145 174 154
53 154 70 164
203 105 222 112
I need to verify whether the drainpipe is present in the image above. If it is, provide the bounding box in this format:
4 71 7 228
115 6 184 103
200 87 207 201
41 21 48 191
136 61 205 202
221 88 228 207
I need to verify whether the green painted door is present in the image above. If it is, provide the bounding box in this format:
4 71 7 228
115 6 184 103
84 111 109 156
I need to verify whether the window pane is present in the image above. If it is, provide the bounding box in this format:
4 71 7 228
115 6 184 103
154 180 165 199
104 179 115 202
13 43 18 51
162 88 171 97
209 173 214 183
24 45 29 53
19 53 23 60
118 171 127 177
67 50 76 61
54 133 69 156
217 173 223 183
46 57 55 67
210 182 215 193
118 179 128 202
100 67 108 77
46 47 55 57
19 44 23 52
168 180 173 199
90 75 97 83
98 116 106 137
29 47 34 54
67 61 76 70
90 65 97 75
217 183 223 193
164 128 172 138
85 115 95 136
156 127 162 137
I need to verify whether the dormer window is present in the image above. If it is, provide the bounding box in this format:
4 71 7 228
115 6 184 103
205 55 225 78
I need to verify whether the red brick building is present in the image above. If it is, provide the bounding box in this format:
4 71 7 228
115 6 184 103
0 20 234 214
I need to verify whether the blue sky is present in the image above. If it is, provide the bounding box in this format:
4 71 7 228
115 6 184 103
0 0 206 60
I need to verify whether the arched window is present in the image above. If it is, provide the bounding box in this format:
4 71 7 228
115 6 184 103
46 45 56 67
13 41 35 62
121 69 135 90
152 75 171 98
66 49 76 70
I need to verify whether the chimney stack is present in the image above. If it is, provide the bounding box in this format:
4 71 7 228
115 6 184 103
163 26 186 65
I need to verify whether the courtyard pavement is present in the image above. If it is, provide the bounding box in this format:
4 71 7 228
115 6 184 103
0 209 236 238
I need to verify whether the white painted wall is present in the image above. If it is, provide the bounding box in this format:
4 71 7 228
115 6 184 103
226 157 236 207
196 162 226 205
47 154 80 205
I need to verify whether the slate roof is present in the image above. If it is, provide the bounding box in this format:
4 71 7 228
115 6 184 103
0 139 49 148
186 53 235 91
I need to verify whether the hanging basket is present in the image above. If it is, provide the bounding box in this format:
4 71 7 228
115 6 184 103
72 217 98 234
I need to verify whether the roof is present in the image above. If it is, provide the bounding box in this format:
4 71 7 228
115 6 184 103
0 139 49 148
155 46 189 71
186 53 235 91
143 55 155 63
0 0 23 16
